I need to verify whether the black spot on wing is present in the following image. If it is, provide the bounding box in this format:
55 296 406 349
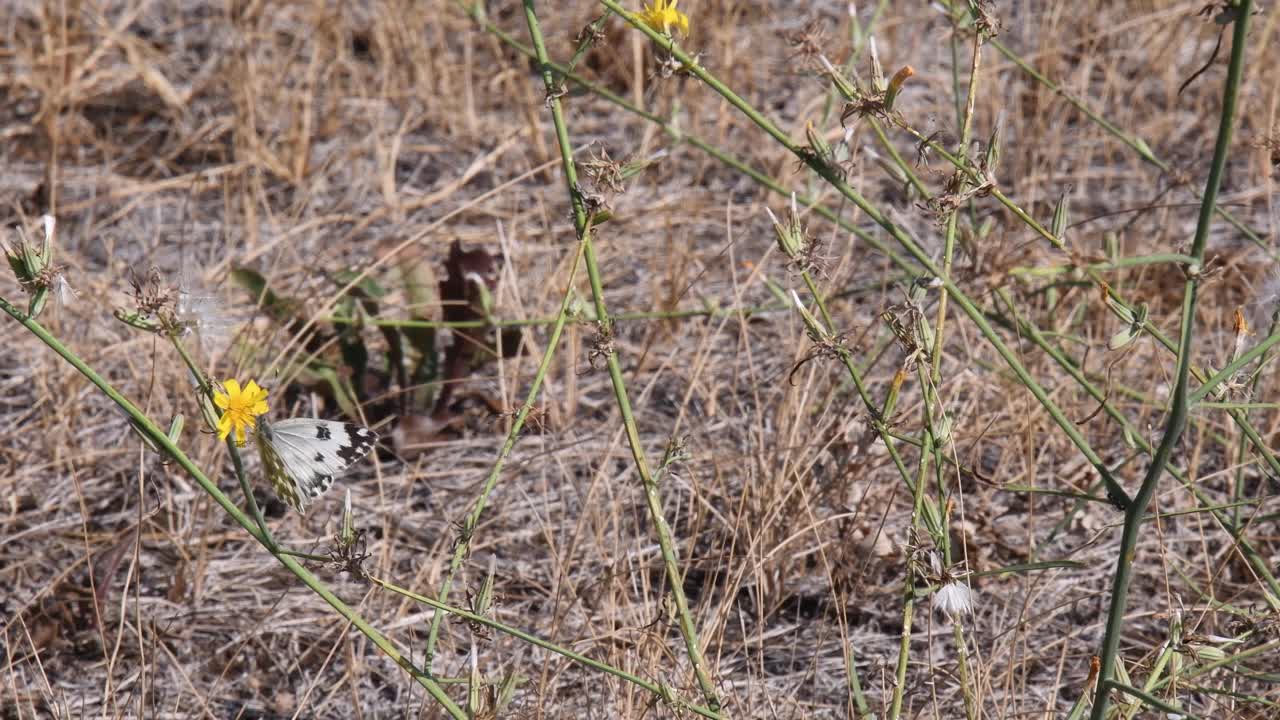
336 423 376 464
314 452 325 463
305 474 333 498
315 424 332 440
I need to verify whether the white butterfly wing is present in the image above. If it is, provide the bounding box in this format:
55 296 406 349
257 419 376 514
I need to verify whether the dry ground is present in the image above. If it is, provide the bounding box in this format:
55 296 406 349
3 1 1280 718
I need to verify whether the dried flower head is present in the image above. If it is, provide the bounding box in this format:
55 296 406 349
588 322 616 369
785 17 828 69
934 580 976 617
922 551 977 619
129 266 179 330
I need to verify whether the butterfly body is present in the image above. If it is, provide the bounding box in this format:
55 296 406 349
255 418 376 514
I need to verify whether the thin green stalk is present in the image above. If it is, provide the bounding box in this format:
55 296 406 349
889 422 934 720
0 295 465 719
422 230 587 669
373 576 722 719
1105 681 1202 720
168 333 278 550
888 565 919 720
937 13 984 717
892 362 940 720
1007 254 1200 277
523 3 721 711
1090 7 1253 716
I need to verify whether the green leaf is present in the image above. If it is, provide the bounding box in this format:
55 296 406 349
972 559 1087 578
229 267 301 323
298 363 360 419
399 258 440 411
332 269 389 300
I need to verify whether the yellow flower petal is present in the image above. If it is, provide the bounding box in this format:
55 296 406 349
245 380 265 399
214 377 270 447
637 0 690 37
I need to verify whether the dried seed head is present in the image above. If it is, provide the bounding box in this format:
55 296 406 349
934 580 975 618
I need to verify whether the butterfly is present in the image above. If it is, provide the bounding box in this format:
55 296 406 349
255 418 377 514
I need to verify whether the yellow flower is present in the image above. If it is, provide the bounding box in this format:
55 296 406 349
637 0 689 37
213 378 269 446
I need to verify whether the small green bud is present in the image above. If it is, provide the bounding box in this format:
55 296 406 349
767 194 809 262
869 38 886 92
474 558 497 616
1051 191 1069 245
932 415 952 448
982 116 1002 175
339 489 357 548
790 289 830 340
28 287 49 319
167 414 185 444
819 55 859 102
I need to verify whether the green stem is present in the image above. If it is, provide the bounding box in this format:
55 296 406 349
1007 254 1200 278
938 13 983 718
524 2 721 711
1188 327 1280 403
169 333 279 550
0 295 465 719
423 232 586 669
1089 6 1253 717
373 576 722 719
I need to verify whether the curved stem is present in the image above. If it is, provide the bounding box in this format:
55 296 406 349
0 295 466 719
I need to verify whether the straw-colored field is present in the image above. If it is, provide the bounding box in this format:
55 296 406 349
3 1 1279 718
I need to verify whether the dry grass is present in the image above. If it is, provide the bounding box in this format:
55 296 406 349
3 1 1280 718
